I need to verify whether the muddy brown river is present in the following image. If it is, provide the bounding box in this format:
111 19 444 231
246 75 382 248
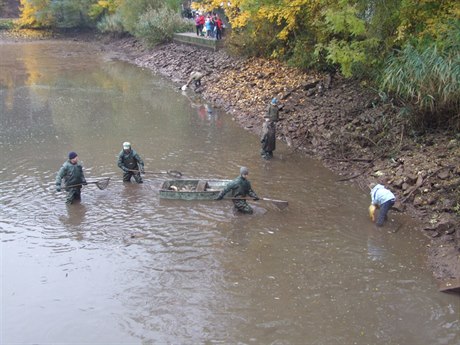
1 41 459 344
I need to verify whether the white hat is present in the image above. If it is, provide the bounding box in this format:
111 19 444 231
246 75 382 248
123 142 131 149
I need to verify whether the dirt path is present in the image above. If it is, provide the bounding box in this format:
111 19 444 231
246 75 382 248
2 30 459 289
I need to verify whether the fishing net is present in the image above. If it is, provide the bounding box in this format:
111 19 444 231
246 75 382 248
94 178 111 190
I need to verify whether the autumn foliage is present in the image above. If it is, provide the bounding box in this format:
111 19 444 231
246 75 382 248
16 0 460 127
194 0 459 126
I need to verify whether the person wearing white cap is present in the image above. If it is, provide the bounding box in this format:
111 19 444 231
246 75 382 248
117 142 145 183
216 166 259 214
369 183 396 226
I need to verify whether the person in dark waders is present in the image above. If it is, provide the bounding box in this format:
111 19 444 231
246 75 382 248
117 142 144 183
55 151 87 205
261 97 279 159
216 167 260 214
261 118 276 159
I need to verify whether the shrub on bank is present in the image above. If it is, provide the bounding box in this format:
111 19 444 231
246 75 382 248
50 0 94 28
134 7 193 47
97 13 124 35
382 27 460 130
0 18 15 30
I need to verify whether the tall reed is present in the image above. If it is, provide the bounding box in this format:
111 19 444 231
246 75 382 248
382 41 460 129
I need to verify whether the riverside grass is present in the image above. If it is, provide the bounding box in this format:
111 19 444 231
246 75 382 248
382 41 460 130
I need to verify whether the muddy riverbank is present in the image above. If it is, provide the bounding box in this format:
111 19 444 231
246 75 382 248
105 36 460 285
2 29 459 286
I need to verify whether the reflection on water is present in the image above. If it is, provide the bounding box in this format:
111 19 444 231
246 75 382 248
1 41 459 345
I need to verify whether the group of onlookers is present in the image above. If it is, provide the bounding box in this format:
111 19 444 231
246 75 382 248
195 12 224 40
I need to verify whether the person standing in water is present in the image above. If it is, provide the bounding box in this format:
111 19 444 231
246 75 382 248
117 142 145 183
55 151 87 204
261 118 276 159
216 166 259 214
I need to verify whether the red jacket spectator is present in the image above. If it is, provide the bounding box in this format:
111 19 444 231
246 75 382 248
215 17 222 30
215 16 223 40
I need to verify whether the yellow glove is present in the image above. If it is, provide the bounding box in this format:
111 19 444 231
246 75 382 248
369 204 376 222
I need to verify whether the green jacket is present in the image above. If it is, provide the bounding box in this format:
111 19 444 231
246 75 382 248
219 175 258 198
266 104 279 122
117 149 144 171
56 160 86 188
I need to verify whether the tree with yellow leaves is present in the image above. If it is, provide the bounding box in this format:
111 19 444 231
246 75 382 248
18 0 53 27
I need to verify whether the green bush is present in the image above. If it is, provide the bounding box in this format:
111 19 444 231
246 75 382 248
0 18 15 30
97 13 124 34
382 30 460 129
134 6 193 47
226 20 281 59
285 36 320 70
50 0 95 28
117 0 163 34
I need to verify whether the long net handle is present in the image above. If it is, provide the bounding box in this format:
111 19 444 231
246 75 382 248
128 169 182 178
230 197 288 209
65 178 110 190
65 182 97 188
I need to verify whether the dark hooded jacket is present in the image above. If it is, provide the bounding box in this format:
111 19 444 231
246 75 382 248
266 103 279 122
117 149 144 171
55 160 86 189
219 175 258 199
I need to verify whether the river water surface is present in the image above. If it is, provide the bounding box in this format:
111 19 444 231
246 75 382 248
1 41 458 345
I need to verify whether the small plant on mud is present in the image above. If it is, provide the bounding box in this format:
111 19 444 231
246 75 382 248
454 202 460 216
0 18 16 30
454 189 460 216
135 6 193 47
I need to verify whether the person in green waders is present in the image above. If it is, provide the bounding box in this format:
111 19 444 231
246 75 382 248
260 97 279 159
117 142 144 183
261 118 276 159
55 151 87 204
216 166 260 214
